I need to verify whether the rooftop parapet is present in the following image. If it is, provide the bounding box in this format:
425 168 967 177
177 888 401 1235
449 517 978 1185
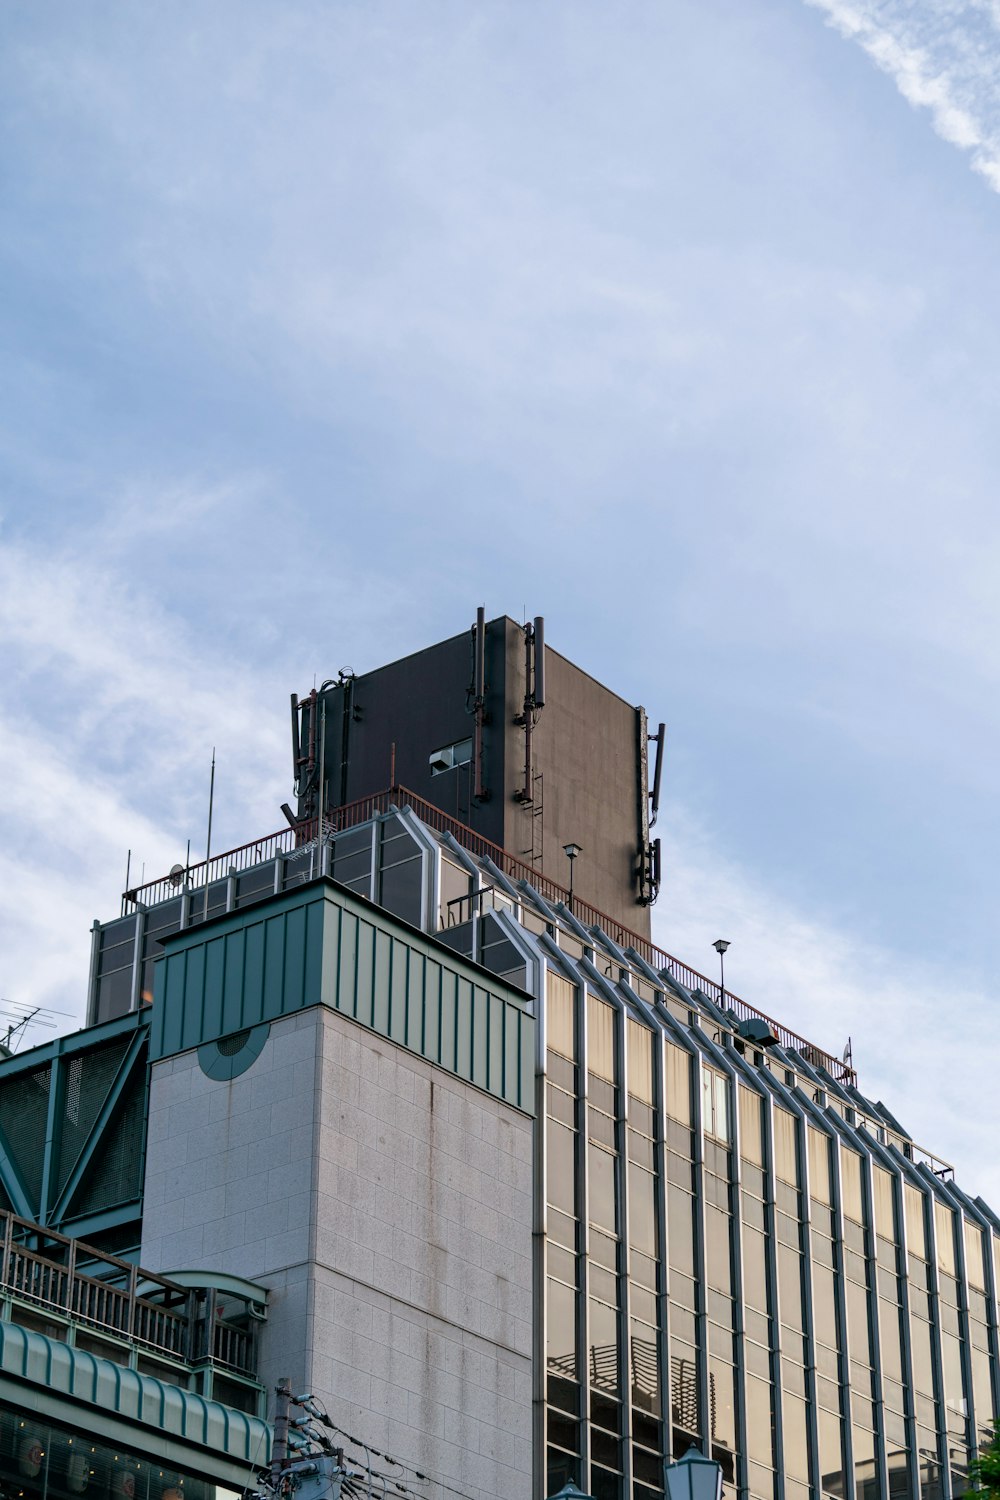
121 783 858 1087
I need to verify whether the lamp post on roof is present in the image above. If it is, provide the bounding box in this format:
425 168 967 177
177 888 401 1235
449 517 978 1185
563 843 582 915
713 938 730 1008
664 1445 724 1500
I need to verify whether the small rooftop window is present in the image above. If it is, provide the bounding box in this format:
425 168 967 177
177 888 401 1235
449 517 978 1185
429 738 472 774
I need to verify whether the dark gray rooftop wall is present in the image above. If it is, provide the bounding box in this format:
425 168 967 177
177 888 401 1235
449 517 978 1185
310 613 651 938
505 632 651 940
309 614 511 848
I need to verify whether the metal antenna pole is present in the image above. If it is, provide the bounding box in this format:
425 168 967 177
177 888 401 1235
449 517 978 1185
203 748 216 920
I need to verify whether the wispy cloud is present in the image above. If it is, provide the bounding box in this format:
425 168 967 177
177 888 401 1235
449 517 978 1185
806 0 1000 189
0 509 287 1037
0 483 430 1040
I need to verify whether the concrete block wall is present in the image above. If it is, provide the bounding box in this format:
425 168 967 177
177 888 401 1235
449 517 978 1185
141 1006 534 1500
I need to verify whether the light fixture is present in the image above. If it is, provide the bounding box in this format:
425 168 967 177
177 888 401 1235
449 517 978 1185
664 1445 724 1500
547 1484 594 1500
712 938 730 1005
562 843 582 914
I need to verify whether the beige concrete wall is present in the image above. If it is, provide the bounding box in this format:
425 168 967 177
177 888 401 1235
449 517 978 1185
141 1007 534 1500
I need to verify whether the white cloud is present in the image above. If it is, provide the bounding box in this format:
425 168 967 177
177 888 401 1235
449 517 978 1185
806 0 1000 190
654 803 1000 1211
0 516 288 1036
0 488 435 1040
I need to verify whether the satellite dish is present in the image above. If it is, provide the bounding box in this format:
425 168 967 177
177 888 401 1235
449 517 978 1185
168 864 186 888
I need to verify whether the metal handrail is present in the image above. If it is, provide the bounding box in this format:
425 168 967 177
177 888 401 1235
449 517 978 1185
121 783 858 1085
0 1211 258 1377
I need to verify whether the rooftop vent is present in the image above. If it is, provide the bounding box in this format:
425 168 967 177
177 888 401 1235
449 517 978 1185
737 1016 779 1048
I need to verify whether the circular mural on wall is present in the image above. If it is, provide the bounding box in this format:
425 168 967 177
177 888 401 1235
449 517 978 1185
196 1022 270 1080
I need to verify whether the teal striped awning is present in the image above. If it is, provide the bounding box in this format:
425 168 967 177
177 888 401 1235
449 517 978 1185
0 1321 271 1482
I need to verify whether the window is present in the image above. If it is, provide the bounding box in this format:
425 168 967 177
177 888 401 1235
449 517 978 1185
808 1128 831 1204
773 1108 798 1185
964 1221 986 1290
905 1185 927 1259
547 972 577 1061
666 1044 691 1122
873 1167 895 1241
428 737 472 774
740 1086 763 1165
841 1149 863 1224
935 1202 957 1278
702 1066 730 1143
588 994 615 1082
628 1020 653 1105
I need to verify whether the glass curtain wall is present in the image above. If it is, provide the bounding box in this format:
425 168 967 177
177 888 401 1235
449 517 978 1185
538 950 999 1500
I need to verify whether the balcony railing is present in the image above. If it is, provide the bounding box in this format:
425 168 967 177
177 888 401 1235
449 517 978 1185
0 1212 259 1378
122 783 857 1085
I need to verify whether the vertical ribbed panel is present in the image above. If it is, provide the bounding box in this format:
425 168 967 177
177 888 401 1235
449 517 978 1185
151 882 534 1113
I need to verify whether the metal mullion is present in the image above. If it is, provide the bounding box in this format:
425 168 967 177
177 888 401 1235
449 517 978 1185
948 1203 978 1464
129 908 145 1013
892 1149 950 1500
891 1160 921 1500
690 1033 712 1459
38 1047 66 1225
859 1146 891 1500
578 975 592 1490
791 1086 863 1494
980 1217 1000 1427
921 1179 953 1500
618 994 633 1499
783 1092 823 1500
654 1006 701 1470
535 994 548 1500
654 1025 673 1474
86 919 102 1026
825 1126 857 1500
368 820 378 903
711 1041 749 1500
759 1085 788 1500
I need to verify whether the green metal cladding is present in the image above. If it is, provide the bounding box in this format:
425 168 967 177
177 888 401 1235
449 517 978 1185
0 1011 148 1242
0 1322 270 1479
152 878 535 1113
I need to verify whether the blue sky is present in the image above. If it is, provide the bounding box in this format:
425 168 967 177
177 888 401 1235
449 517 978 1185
1 2 998 1199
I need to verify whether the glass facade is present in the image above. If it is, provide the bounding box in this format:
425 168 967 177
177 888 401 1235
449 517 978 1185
532 932 1000 1500
0 1410 240 1500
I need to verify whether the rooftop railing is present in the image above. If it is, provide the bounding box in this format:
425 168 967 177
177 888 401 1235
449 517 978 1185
122 783 858 1086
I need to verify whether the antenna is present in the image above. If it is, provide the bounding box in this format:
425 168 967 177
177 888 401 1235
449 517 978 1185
471 606 487 801
203 748 216 921
0 1000 71 1054
532 616 545 708
649 722 665 826
290 693 302 791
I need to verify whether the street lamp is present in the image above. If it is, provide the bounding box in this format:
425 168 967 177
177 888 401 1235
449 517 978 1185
712 938 730 1007
547 1485 593 1500
664 1446 724 1500
563 842 582 914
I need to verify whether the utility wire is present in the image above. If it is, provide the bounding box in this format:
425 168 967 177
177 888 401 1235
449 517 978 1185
328 1430 476 1500
280 1397 479 1500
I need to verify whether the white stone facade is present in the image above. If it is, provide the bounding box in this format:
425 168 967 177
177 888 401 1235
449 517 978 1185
141 1006 534 1500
